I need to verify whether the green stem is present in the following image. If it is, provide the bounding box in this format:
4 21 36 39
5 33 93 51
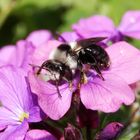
86 126 91 140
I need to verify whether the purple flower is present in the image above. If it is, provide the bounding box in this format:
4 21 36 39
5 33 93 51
31 40 62 66
59 32 81 42
118 11 140 39
25 129 57 140
29 40 140 120
95 122 123 140
80 41 140 112
0 44 17 66
26 30 53 48
29 70 74 120
0 66 46 139
0 40 35 70
72 10 140 43
0 30 52 70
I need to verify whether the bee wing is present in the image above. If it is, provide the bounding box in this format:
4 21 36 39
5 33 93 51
77 37 106 46
73 37 106 52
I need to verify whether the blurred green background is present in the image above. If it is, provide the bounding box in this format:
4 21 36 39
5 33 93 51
0 0 140 139
0 0 140 47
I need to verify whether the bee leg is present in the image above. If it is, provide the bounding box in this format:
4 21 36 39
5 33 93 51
77 61 88 85
77 71 87 90
37 61 49 75
55 80 62 98
87 52 104 80
62 77 73 91
54 75 62 98
93 65 104 80
80 70 88 84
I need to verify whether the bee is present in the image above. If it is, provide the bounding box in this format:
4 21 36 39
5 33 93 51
36 59 73 98
35 37 110 97
49 37 111 81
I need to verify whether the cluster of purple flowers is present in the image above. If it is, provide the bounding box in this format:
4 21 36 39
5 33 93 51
0 10 140 140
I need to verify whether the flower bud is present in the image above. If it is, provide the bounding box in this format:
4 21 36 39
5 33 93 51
64 123 83 140
95 122 123 140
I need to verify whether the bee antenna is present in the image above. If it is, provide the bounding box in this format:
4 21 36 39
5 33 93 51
29 63 40 68
55 32 67 43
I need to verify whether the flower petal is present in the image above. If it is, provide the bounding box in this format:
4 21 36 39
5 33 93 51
118 11 140 39
28 72 73 120
59 32 80 42
64 124 82 140
96 122 123 140
106 41 140 84
16 40 35 70
0 66 36 120
28 106 42 122
26 30 53 47
31 40 61 66
0 45 16 66
72 15 115 38
0 120 28 140
0 40 35 69
0 107 20 127
80 72 135 112
25 129 57 140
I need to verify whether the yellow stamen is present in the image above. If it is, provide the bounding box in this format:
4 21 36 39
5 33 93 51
19 112 29 122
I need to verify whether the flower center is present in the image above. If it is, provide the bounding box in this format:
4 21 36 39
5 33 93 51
19 112 29 122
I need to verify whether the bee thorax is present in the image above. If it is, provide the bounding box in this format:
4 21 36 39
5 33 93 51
69 41 77 50
66 55 78 70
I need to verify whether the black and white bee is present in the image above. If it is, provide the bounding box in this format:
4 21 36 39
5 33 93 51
49 37 111 81
36 59 73 97
35 37 110 97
